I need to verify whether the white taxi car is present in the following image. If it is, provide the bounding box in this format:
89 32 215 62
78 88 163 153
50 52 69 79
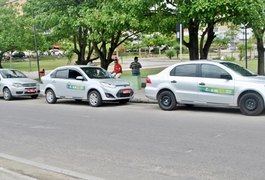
41 65 134 106
0 69 39 100
145 60 265 116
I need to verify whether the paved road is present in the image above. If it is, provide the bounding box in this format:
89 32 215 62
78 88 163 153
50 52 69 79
1 98 265 179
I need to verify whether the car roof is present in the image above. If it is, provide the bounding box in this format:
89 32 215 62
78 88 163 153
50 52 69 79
176 60 225 64
0 68 19 71
55 65 99 69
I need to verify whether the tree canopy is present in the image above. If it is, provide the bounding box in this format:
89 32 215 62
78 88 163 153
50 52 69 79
0 0 264 73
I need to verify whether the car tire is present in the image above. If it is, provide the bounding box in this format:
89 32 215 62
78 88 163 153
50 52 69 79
239 92 264 116
119 99 129 104
3 88 13 101
158 91 176 110
88 90 102 107
31 95 39 99
45 89 57 104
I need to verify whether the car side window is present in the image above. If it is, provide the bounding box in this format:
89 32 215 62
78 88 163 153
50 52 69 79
201 64 231 79
69 69 82 79
170 64 197 77
54 69 68 79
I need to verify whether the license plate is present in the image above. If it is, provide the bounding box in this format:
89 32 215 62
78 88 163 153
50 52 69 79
122 89 131 94
26 88 36 93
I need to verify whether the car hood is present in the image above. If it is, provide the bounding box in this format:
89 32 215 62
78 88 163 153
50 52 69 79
97 79 130 86
7 78 38 84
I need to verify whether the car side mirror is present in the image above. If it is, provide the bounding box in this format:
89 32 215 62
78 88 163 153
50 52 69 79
220 74 232 80
76 76 84 81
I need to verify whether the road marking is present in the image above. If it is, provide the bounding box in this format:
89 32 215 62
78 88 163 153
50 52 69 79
0 153 105 180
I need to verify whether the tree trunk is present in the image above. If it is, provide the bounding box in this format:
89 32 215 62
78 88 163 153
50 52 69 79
74 27 88 65
257 36 264 75
0 54 3 68
186 20 199 60
200 24 216 59
93 41 111 70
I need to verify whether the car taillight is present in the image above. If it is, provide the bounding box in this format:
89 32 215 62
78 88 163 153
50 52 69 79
146 77 151 84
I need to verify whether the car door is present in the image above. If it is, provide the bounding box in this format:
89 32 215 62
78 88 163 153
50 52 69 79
51 69 69 97
169 64 200 104
65 69 86 99
0 75 3 96
198 64 235 105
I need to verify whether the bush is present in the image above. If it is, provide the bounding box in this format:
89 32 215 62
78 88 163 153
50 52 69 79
225 56 236 62
165 49 176 59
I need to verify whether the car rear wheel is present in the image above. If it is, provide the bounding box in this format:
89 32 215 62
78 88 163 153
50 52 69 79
45 89 57 104
158 91 176 110
3 88 12 101
88 90 102 107
239 93 264 116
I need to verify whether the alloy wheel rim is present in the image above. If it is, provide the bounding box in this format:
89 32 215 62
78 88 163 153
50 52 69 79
47 91 54 102
90 93 98 105
3 89 10 99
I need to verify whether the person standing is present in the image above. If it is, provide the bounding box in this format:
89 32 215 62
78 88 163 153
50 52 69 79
112 58 123 78
130 56 142 76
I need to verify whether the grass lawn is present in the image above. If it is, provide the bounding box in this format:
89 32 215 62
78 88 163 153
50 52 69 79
2 57 260 77
2 57 166 77
2 57 70 72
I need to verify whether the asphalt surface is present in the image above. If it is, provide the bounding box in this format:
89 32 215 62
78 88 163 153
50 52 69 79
1 58 161 179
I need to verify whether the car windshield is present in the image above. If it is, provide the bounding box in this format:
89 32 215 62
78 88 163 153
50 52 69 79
0 69 27 78
81 67 113 79
220 62 256 76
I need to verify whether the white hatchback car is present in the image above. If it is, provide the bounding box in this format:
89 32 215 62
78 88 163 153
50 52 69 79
0 69 40 100
145 60 265 116
41 65 134 106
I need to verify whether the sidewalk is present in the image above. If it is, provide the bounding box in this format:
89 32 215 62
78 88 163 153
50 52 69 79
130 88 157 104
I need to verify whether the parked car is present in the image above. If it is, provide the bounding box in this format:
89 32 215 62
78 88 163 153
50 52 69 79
49 49 64 56
41 65 134 106
0 69 40 100
12 51 26 58
145 60 265 116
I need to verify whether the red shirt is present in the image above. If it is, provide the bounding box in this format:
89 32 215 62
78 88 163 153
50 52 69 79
113 63 122 74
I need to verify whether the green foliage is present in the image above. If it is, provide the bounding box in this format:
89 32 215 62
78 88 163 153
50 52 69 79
166 49 176 59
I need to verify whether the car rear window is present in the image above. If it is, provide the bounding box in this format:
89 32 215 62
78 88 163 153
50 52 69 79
170 64 197 77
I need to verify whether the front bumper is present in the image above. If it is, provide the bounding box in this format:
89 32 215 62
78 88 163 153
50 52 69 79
10 86 40 97
103 88 134 100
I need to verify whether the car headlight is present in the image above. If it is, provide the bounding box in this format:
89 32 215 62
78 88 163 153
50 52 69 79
101 82 116 88
12 83 23 87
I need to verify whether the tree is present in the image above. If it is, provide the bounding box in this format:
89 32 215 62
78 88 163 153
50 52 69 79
148 0 243 60
82 0 151 70
0 4 27 68
23 0 152 70
231 0 265 74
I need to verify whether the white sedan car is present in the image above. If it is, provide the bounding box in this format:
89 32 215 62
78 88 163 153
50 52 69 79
41 65 134 106
0 69 40 100
145 60 265 116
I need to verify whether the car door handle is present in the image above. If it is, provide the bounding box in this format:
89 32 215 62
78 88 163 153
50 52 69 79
171 80 177 83
199 82 205 86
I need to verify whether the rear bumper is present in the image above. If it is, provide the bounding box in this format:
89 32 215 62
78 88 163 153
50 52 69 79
145 87 157 100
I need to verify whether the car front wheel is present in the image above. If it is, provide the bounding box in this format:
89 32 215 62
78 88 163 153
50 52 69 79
45 89 57 104
239 93 264 116
88 90 102 107
158 91 176 110
3 88 12 101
